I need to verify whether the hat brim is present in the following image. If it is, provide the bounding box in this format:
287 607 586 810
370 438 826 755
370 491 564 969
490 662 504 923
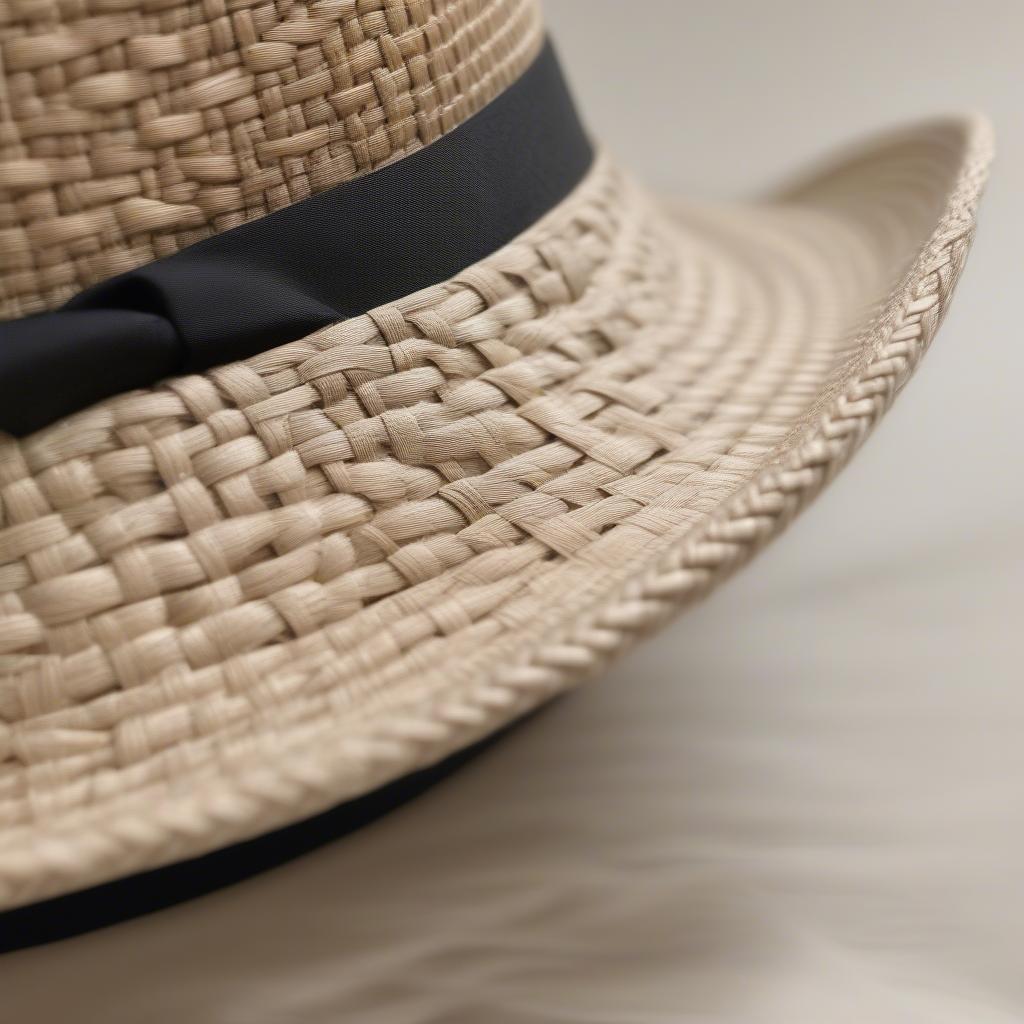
0 116 992 912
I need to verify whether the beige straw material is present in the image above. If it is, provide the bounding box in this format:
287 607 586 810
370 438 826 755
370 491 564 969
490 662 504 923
0 116 992 909
0 0 543 319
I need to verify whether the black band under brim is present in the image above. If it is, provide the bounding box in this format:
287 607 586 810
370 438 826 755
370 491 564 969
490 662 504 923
0 712 540 952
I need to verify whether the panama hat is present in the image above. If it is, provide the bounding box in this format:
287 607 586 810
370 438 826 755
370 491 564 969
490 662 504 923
0 0 992 933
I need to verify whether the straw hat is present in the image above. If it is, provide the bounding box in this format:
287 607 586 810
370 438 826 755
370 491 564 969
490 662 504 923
0 0 992 920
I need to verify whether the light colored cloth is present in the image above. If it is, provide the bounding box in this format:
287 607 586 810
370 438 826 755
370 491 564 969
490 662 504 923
1 501 1020 1021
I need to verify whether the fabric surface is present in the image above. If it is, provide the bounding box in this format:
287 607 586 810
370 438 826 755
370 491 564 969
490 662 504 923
0 501 1019 1021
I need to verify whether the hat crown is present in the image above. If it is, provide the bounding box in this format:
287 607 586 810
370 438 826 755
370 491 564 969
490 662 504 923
0 0 543 319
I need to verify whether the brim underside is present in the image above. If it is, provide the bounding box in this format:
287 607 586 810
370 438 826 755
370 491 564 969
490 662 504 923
0 117 992 912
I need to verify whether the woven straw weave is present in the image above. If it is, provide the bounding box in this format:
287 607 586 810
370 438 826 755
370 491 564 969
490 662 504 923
0 116 990 908
0 0 543 318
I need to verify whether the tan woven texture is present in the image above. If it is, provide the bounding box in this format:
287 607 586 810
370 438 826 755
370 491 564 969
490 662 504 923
0 0 543 318
0 116 991 909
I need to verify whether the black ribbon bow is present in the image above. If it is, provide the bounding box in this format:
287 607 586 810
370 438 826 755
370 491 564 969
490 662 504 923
0 42 591 437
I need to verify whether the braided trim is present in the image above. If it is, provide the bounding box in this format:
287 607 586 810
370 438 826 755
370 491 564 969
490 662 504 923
496 219 983 694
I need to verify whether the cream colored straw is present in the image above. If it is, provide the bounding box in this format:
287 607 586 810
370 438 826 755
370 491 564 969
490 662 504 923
0 112 991 908
0 0 543 318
